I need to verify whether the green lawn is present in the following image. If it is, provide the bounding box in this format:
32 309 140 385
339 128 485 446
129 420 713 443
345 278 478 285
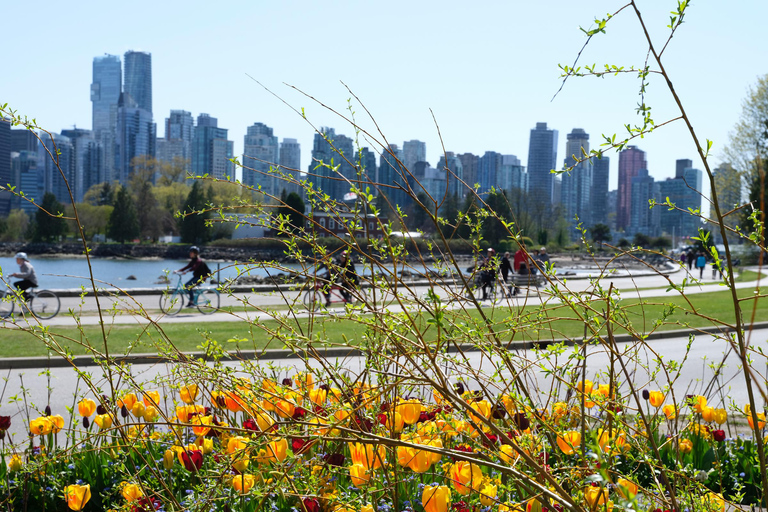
0 286 766 358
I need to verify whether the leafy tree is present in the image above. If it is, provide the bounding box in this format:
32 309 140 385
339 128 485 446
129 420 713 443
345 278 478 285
481 191 511 246
179 181 211 244
617 238 630 248
157 156 190 186
590 223 612 246
438 193 459 238
66 203 113 240
632 232 651 248
1 210 28 242
107 187 140 243
83 182 116 206
34 192 67 242
651 236 672 251
275 191 306 236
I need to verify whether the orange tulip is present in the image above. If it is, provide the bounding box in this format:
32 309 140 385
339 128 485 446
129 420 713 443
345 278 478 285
690 395 707 414
266 438 288 463
232 474 255 494
50 415 64 434
349 442 385 470
64 484 91 511
349 463 371 487
179 384 199 404
577 380 593 394
143 391 161 408
449 461 483 495
615 478 637 499
748 411 766 430
398 399 423 425
78 399 96 418
117 393 138 411
556 431 581 455
702 406 715 423
191 415 213 437
648 391 665 408
662 404 677 420
679 439 693 453
121 483 144 502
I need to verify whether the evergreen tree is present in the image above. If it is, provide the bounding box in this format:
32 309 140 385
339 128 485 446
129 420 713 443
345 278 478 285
107 188 140 243
34 192 67 242
590 223 612 246
179 181 211 244
438 193 460 238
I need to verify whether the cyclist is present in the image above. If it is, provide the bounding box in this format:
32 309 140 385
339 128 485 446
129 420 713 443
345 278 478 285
338 251 359 303
8 252 37 301
174 246 210 307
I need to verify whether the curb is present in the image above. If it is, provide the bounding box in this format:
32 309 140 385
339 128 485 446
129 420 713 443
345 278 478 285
3 320 765 371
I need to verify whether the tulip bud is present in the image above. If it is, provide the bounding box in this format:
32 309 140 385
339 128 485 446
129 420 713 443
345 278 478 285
83 417 90 429
97 404 107 415
45 405 52 416
121 405 129 418
642 389 650 400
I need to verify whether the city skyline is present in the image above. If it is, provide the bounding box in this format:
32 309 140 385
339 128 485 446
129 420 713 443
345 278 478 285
3 1 765 203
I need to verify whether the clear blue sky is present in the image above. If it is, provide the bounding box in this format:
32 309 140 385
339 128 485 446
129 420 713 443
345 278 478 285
2 1 765 200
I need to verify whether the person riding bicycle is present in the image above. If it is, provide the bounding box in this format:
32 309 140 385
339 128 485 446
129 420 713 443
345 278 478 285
480 248 497 300
174 246 210 308
8 252 37 301
338 251 359 303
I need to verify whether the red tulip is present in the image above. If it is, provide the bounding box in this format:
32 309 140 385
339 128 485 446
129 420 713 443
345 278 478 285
181 449 204 472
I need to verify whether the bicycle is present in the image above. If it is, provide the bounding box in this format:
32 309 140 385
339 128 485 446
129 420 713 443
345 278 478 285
303 279 367 312
451 270 505 305
0 287 61 320
159 275 220 315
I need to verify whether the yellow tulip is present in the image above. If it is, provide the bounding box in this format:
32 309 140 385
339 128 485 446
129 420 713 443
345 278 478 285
309 387 327 405
662 404 677 420
499 444 519 465
713 408 727 425
191 415 213 437
64 483 91 511
383 411 405 433
131 402 146 418
691 395 707 414
584 486 608 509
163 449 175 469
255 411 275 431
703 492 725 512
232 473 255 494
679 439 693 453
294 372 314 392
361 505 375 512
349 463 370 487
577 380 593 394
121 483 143 502
176 404 205 423
8 454 22 472
469 400 492 424
449 461 483 495
50 415 64 434
195 436 214 454
143 405 159 422
479 482 497 506
29 416 53 436
615 478 637 499
422 484 451 512
556 431 581 455
266 438 288 463
77 399 96 418
648 391 665 408
349 442 385 470
398 399 423 425
143 391 161 408
94 414 113 430
274 398 296 418
179 384 199 404
702 406 715 423
117 393 137 411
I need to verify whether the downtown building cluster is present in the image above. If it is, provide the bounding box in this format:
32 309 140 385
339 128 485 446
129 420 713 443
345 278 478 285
0 51 743 243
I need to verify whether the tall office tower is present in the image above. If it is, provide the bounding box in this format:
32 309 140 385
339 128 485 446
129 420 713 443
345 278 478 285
158 110 194 173
457 153 479 196
355 147 378 186
243 123 279 197
38 132 75 204
308 128 335 197
91 55 122 134
591 156 610 226
402 140 427 171
378 144 408 208
115 92 156 185
527 122 559 206
617 145 647 230
123 51 152 114
436 152 464 197
628 169 660 237
332 133 355 200
496 155 524 192
91 54 122 185
0 120 11 215
658 161 703 239
277 138 301 196
11 128 39 153
413 162 447 203
478 151 502 195
11 150 42 214
561 128 593 230
60 128 96 202
192 114 234 180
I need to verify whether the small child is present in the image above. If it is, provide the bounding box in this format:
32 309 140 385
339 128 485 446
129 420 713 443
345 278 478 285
8 252 38 301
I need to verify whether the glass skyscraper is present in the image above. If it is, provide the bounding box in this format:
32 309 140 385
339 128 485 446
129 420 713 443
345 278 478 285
192 114 234 180
123 51 152 114
243 123 279 196
527 122 559 207
91 54 122 135
617 146 647 230
561 128 593 231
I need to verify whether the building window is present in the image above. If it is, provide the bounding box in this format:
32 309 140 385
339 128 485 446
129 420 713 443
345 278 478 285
320 218 326 228
369 222 374 230
329 219 335 229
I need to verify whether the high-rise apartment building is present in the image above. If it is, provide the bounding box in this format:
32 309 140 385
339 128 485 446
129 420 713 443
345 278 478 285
243 123 279 197
617 145 647 230
658 160 703 239
591 156 610 227
457 153 479 196
91 54 122 185
157 110 194 173
332 133 355 200
191 114 234 180
402 140 427 171
38 132 75 204
378 144 408 207
0 121 11 215
278 138 301 196
527 122 559 206
116 92 156 184
478 151 502 194
60 128 97 202
561 128 593 230
123 51 152 114
628 169 660 237
11 150 42 214
496 155 525 193
356 147 378 186
11 129 38 153
436 152 464 197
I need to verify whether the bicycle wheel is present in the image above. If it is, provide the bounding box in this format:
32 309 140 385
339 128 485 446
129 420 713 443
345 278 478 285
0 291 14 318
303 290 324 312
29 290 60 320
197 289 220 315
352 286 367 306
159 290 184 316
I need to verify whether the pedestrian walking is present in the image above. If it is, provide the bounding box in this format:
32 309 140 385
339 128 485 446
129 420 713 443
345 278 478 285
696 252 706 279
